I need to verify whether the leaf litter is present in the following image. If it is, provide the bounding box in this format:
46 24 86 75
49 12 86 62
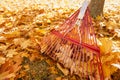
0 0 120 80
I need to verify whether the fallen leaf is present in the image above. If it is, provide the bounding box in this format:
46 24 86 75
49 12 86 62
114 29 120 37
99 38 112 54
101 54 115 63
111 63 120 69
35 28 49 35
49 67 58 74
20 40 31 49
6 49 18 58
57 63 69 76
1 30 21 39
0 71 15 80
23 65 30 71
103 64 117 77
55 77 62 80
0 56 6 65
0 60 21 79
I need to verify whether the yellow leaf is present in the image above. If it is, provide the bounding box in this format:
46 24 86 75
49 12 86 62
99 38 112 54
5 22 13 28
0 15 5 24
35 28 49 35
49 67 58 74
21 52 29 58
2 31 21 38
47 19 51 23
101 54 114 63
96 15 102 20
103 64 117 78
23 65 30 71
55 77 62 80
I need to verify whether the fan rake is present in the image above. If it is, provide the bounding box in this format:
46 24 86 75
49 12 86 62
40 0 104 80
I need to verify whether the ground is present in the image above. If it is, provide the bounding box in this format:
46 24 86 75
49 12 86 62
0 0 120 80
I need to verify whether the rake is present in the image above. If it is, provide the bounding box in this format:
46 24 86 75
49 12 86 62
40 0 104 80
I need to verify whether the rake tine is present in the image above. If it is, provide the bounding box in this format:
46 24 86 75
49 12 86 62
45 36 58 55
50 39 61 60
41 36 52 53
62 45 68 65
49 39 61 55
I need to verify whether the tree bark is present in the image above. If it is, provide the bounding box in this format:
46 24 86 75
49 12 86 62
89 0 105 18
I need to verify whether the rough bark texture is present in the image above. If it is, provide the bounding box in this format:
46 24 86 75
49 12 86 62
89 0 105 18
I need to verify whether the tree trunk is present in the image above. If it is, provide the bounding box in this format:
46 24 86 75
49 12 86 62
89 0 105 18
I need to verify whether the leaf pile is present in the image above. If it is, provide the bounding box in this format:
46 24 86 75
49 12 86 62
0 4 79 80
0 0 120 80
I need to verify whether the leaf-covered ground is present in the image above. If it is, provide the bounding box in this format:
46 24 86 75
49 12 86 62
0 0 120 80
